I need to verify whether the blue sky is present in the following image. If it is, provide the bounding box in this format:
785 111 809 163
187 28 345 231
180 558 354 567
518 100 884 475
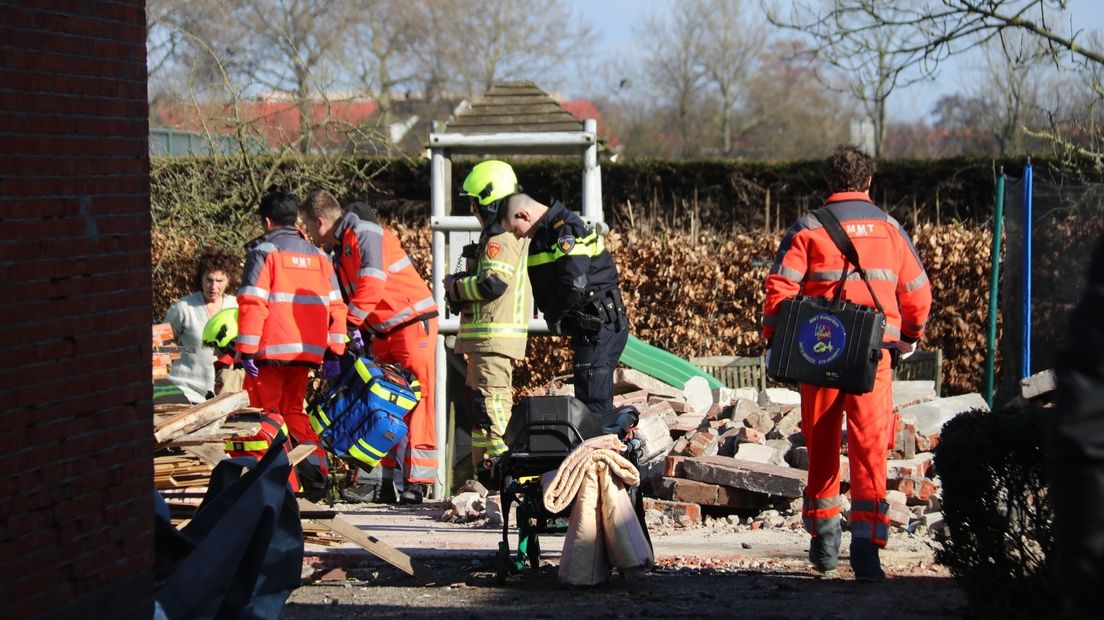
567 0 1104 122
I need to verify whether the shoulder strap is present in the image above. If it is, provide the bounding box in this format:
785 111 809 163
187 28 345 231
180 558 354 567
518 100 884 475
812 207 886 315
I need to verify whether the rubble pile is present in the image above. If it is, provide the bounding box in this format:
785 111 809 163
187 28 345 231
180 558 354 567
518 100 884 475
538 368 997 541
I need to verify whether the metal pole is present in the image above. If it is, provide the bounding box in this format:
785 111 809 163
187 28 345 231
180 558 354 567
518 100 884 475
984 170 1005 407
430 148 448 499
1021 160 1033 380
582 119 601 223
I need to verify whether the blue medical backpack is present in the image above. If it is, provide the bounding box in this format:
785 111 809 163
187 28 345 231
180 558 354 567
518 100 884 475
308 357 420 469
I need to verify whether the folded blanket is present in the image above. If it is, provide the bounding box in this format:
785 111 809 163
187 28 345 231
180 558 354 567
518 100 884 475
543 434 653 586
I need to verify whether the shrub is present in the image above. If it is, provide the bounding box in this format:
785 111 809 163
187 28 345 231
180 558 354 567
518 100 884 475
934 404 1056 617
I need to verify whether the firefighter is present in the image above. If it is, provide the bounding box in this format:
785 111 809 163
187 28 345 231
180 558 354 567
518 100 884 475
497 189 628 419
445 160 532 483
235 191 348 494
299 190 439 505
762 145 932 581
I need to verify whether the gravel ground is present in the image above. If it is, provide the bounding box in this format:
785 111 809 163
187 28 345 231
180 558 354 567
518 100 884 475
281 501 968 619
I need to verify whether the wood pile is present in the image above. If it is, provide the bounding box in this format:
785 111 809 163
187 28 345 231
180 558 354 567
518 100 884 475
152 322 181 380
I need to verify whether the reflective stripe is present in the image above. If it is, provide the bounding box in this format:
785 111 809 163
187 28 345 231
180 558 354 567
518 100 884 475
885 324 901 339
370 296 436 331
772 265 805 282
904 273 928 292
464 276 482 301
359 267 386 280
349 304 370 321
264 343 326 356
801 495 841 535
237 334 260 346
528 232 606 266
388 256 412 273
850 499 890 544
864 268 898 283
329 333 345 344
238 285 270 300
483 259 516 273
809 270 857 281
269 292 328 305
329 288 343 301
458 324 528 338
904 319 927 332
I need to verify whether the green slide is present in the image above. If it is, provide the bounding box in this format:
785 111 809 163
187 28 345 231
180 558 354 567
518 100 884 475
619 335 725 390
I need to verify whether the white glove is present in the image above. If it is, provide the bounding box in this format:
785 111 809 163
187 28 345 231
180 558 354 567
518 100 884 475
895 340 917 360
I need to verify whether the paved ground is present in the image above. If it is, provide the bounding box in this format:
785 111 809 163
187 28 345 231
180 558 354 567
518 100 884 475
283 500 968 618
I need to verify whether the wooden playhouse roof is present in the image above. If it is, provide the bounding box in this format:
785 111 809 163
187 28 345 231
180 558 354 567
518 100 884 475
443 81 583 134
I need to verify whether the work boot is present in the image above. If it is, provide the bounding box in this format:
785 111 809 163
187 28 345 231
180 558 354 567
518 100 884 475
340 481 381 503
850 539 886 582
809 521 842 574
399 483 426 505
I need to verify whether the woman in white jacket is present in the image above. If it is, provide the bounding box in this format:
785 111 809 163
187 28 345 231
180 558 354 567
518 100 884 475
163 249 240 403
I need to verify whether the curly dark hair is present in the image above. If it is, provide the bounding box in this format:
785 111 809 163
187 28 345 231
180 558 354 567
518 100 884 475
192 248 241 292
824 144 876 193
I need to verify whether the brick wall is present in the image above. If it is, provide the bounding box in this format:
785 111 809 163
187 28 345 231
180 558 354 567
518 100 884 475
0 2 152 617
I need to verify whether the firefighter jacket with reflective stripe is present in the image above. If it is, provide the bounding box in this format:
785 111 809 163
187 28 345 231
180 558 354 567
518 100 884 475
331 212 438 335
237 226 347 364
450 229 532 358
525 201 621 327
762 193 932 346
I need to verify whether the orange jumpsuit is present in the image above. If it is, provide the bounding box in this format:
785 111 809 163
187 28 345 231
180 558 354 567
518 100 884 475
331 212 439 485
237 226 347 482
762 192 932 547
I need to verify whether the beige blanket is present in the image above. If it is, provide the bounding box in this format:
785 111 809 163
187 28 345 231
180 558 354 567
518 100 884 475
543 434 653 586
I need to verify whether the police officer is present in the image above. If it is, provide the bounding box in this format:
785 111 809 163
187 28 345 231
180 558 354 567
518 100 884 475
498 192 628 418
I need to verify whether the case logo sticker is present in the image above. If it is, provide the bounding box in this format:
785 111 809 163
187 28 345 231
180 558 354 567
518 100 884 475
798 313 846 366
557 236 576 254
486 242 502 258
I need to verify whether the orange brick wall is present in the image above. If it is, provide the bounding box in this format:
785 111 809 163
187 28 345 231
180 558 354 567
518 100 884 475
0 2 153 617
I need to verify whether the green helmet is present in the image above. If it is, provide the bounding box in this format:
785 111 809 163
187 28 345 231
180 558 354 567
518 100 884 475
202 307 239 350
461 160 519 206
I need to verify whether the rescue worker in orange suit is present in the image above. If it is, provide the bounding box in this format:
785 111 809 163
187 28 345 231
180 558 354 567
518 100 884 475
762 145 932 581
445 161 532 484
497 192 628 419
236 191 348 493
300 190 439 505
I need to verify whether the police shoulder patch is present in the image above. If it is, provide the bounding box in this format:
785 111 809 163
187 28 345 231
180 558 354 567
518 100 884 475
485 242 502 259
557 235 576 254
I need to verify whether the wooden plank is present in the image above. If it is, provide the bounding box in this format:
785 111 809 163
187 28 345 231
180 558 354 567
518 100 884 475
287 444 314 467
154 391 250 444
297 498 439 584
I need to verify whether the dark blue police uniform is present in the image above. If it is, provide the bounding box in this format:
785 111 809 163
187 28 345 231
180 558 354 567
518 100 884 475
526 202 628 417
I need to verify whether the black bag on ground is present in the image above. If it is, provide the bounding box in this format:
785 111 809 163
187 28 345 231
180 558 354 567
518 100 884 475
766 208 887 394
154 434 303 620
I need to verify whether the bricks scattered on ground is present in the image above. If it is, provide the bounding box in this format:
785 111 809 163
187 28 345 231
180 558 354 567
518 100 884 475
534 372 989 544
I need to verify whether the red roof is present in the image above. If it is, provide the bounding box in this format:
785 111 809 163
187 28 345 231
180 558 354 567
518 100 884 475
560 100 622 148
152 99 380 150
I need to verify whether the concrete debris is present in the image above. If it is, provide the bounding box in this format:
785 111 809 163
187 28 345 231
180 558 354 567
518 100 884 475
536 364 974 543
1019 369 1056 400
440 491 485 522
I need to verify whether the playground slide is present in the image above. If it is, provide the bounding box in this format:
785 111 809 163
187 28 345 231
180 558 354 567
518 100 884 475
619 335 725 390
